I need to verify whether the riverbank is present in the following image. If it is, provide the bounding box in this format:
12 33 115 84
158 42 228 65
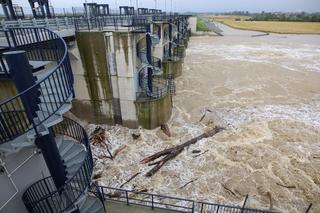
208 16 320 34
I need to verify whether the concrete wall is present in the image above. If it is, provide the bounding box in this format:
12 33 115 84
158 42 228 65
188 17 197 33
109 32 140 129
72 31 115 124
162 60 183 79
135 95 172 129
0 148 50 213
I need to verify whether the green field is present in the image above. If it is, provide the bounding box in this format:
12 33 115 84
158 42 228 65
208 16 320 34
196 17 209 31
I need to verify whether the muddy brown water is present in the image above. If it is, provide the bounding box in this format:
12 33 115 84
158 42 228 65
90 25 320 213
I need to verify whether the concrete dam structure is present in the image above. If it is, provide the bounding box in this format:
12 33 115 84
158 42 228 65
70 11 191 129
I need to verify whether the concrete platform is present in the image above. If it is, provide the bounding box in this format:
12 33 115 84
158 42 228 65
105 201 178 213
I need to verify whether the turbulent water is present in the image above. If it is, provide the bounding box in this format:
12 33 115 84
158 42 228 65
89 26 320 212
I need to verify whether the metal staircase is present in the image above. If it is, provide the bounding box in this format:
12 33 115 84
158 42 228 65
0 27 104 213
136 25 175 99
22 118 104 213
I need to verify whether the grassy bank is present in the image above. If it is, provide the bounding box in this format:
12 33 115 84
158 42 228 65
196 17 209 31
209 16 320 34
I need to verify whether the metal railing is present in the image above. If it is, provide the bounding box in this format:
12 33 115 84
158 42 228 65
0 17 74 32
100 186 277 213
137 75 174 99
22 117 94 213
0 27 74 144
74 15 148 32
138 49 162 70
0 55 9 78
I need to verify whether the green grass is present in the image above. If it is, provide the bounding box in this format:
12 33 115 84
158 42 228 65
196 17 210 31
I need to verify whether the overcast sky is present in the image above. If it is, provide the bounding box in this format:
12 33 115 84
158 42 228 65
13 0 320 13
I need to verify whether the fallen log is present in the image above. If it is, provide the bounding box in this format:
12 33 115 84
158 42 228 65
199 109 213 122
193 150 209 158
103 149 113 160
141 126 224 177
276 182 296 189
120 172 141 188
161 124 171 137
112 145 127 159
179 179 198 189
221 183 237 197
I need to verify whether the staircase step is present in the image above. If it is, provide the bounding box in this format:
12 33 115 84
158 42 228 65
65 149 86 165
59 141 74 157
58 139 70 153
61 143 81 160
30 60 53 71
39 93 72 104
55 136 64 149
38 103 72 115
66 162 83 179
35 111 63 129
64 147 84 162
34 66 58 81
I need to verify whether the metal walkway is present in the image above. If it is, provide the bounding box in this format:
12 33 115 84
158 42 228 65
106 201 175 213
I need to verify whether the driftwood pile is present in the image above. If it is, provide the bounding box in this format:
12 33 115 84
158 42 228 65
90 126 127 160
141 126 224 177
90 126 108 147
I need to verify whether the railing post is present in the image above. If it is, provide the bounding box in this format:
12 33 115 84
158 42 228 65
305 203 312 213
200 203 204 213
151 195 154 209
56 17 60 30
32 18 37 27
125 191 130 205
192 201 195 213
240 194 249 213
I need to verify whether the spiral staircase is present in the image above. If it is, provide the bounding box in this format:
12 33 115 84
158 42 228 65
0 27 104 213
136 26 174 99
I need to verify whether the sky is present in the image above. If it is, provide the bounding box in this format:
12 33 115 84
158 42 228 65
12 0 320 13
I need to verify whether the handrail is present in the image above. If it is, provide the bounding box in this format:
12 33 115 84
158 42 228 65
22 117 94 213
137 74 171 99
0 55 9 77
100 186 278 213
0 18 74 33
0 27 74 144
74 15 148 32
137 48 162 70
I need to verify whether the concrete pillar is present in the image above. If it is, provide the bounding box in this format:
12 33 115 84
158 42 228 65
3 51 39 120
111 32 139 128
